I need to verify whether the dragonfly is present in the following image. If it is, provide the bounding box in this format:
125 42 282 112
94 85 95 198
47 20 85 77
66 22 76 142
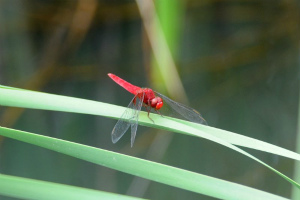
108 73 207 147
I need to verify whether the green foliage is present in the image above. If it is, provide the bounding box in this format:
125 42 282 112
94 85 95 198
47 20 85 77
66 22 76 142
0 174 142 200
0 86 299 199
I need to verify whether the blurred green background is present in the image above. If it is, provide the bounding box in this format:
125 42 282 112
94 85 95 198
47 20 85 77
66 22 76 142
0 0 299 199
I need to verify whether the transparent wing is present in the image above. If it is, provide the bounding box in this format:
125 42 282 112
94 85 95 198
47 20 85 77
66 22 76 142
111 93 144 146
155 91 207 125
130 92 144 147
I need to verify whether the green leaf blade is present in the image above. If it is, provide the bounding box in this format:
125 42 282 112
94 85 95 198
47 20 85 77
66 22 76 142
0 126 288 200
0 173 144 200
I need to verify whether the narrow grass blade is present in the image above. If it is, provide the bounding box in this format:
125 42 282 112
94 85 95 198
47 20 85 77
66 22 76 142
0 87 299 189
0 126 289 200
0 174 143 200
0 87 299 161
291 90 300 199
172 117 300 161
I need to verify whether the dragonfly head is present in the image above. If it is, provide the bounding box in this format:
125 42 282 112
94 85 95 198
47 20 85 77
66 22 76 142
151 97 163 110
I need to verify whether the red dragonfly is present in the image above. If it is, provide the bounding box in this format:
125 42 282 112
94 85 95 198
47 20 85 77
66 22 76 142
108 73 207 147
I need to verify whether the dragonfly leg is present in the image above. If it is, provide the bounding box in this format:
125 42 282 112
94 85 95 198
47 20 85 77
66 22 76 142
147 110 155 123
155 110 164 117
144 103 155 123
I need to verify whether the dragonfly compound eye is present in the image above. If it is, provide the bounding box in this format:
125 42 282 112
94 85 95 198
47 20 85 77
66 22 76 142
151 97 163 110
155 97 163 110
150 98 157 107
156 101 163 110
